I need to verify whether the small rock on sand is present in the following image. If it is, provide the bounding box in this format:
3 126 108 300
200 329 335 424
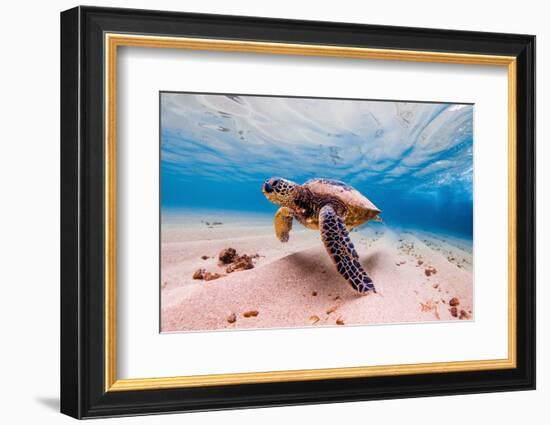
226 313 237 323
243 310 259 318
218 248 259 272
336 317 345 325
192 268 206 280
459 309 471 320
193 268 225 281
311 291 318 296
219 248 237 264
226 254 255 273
420 300 434 312
424 266 437 277
449 306 458 318
326 306 338 314
449 297 460 306
309 315 320 324
204 271 224 281
201 255 209 260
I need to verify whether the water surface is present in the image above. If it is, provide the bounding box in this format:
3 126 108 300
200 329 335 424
161 92 473 238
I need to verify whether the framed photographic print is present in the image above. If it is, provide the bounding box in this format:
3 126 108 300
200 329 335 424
60 6 535 419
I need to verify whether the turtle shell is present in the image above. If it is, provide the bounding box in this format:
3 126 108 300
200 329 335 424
304 178 381 219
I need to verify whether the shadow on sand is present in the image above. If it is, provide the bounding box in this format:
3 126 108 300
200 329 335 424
279 247 383 302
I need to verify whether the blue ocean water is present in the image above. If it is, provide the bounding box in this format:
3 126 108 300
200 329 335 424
161 93 473 238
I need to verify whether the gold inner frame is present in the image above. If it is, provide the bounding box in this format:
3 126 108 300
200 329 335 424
104 33 517 392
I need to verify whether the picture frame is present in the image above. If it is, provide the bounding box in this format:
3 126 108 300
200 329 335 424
60 5 535 419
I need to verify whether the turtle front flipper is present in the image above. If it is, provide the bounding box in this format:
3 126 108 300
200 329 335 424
319 204 375 294
274 207 293 242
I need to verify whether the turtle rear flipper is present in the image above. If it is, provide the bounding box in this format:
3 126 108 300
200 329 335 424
373 215 384 224
274 207 293 242
319 204 375 294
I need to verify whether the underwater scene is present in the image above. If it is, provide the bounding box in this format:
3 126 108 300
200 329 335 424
160 92 474 332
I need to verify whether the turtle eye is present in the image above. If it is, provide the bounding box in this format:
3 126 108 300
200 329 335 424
263 181 274 193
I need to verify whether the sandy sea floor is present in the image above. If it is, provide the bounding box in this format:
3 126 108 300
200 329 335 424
160 210 473 332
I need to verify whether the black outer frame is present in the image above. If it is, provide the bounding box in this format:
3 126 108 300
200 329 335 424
60 6 535 419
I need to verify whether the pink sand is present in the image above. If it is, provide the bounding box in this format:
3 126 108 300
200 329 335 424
160 215 473 332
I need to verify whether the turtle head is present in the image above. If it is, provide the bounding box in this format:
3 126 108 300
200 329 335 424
262 177 298 206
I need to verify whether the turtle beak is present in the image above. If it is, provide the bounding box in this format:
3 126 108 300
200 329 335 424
263 182 274 193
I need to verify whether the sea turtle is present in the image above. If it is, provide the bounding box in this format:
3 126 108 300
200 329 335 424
262 177 382 294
